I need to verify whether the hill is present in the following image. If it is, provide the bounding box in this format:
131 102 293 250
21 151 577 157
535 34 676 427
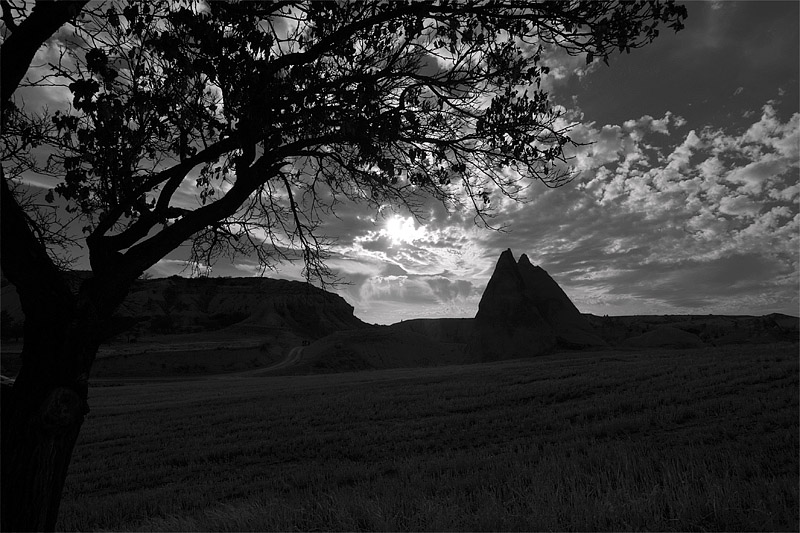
1 274 371 377
2 272 797 378
584 313 799 347
280 327 468 374
2 274 366 344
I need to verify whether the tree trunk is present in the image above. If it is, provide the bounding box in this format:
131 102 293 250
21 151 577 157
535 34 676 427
1 371 87 531
0 292 134 532
1 313 92 531
0 283 131 531
1 176 135 531
0 292 105 531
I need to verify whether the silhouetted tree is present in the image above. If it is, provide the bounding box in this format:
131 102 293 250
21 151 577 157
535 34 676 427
0 0 686 529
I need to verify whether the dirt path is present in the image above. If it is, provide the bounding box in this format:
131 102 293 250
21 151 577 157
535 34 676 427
265 346 304 371
212 346 304 379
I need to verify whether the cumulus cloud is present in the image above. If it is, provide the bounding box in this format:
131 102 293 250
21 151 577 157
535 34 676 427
718 195 761 217
459 103 799 316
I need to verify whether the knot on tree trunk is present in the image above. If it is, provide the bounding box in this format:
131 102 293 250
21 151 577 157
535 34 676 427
39 387 83 431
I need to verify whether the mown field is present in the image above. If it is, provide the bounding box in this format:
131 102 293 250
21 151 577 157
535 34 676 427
58 343 798 531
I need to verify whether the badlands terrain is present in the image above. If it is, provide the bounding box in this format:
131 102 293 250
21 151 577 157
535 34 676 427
2 250 797 378
0 252 797 531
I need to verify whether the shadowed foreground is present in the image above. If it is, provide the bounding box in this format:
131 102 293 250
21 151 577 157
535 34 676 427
59 344 798 532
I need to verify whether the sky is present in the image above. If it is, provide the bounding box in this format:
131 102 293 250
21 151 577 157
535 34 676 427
8 1 800 324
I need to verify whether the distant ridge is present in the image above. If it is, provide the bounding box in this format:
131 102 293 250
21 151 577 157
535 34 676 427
118 276 367 340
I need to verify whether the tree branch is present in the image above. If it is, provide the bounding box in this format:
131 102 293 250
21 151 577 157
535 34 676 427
88 136 239 254
1 0 88 106
0 1 19 31
0 172 74 322
118 159 281 278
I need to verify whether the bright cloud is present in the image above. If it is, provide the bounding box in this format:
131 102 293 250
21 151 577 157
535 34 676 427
381 215 428 246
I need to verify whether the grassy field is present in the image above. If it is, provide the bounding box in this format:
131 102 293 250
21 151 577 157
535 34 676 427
58 343 798 531
90 347 283 377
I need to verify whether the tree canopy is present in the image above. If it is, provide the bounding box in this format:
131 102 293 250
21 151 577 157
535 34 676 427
3 0 687 282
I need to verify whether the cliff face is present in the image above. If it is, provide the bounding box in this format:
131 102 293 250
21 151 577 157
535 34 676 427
112 276 367 340
517 254 607 348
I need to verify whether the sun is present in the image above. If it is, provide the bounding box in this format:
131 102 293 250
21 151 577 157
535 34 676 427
382 215 427 246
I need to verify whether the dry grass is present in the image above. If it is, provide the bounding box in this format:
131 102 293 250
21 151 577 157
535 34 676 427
58 343 798 531
90 347 281 377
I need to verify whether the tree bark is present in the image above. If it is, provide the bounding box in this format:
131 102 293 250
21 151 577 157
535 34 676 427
1 371 87 531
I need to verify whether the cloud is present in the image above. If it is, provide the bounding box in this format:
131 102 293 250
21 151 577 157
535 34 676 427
741 104 800 159
665 129 702 170
425 275 479 302
724 156 787 195
717 195 761 217
536 42 603 94
348 271 480 323
623 112 682 137
147 258 207 277
456 104 799 317
598 253 794 310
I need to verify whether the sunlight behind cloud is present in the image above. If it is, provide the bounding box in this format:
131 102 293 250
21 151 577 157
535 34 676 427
381 215 428 246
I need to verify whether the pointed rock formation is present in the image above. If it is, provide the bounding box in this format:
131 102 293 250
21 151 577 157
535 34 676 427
517 254 607 348
466 249 608 361
466 249 556 361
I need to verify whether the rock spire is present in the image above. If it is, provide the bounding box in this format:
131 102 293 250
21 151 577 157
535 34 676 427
467 249 605 361
466 249 556 361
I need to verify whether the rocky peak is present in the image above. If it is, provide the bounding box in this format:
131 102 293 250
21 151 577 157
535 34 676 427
467 249 607 360
475 249 526 320
517 254 545 277
467 249 555 361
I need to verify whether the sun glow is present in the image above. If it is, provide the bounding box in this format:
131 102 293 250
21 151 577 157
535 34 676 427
381 215 427 246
